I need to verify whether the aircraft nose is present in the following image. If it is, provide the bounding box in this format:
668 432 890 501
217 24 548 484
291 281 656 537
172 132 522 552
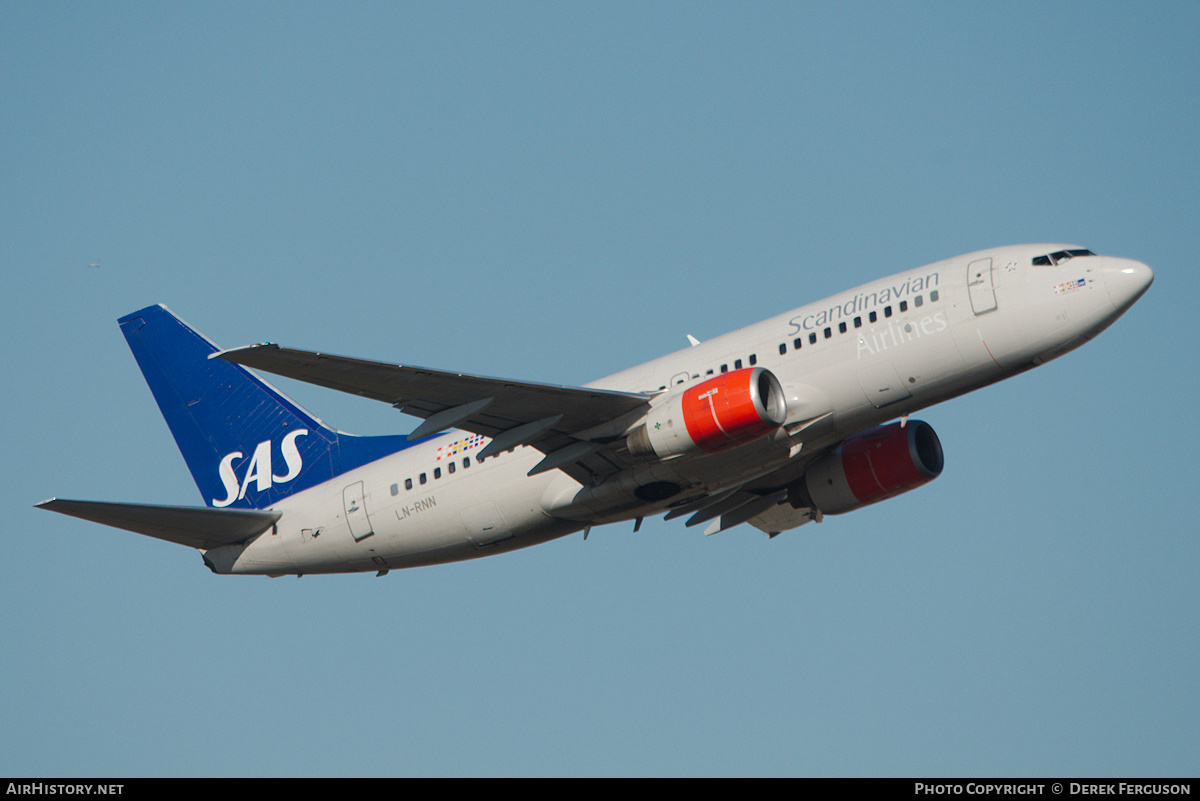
1102 257 1154 312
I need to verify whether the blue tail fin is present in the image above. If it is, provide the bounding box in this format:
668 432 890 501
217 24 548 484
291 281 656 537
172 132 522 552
119 305 411 509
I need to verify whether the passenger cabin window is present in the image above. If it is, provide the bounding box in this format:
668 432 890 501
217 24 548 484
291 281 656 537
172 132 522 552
899 300 908 312
930 290 939 302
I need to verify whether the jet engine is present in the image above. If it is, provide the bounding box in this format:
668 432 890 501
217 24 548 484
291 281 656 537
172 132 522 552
626 367 787 459
789 420 943 515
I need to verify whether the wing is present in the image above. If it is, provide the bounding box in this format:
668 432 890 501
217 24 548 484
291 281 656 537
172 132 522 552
216 344 652 481
37 498 281 550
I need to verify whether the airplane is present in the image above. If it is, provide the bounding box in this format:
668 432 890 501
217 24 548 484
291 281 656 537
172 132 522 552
38 244 1153 577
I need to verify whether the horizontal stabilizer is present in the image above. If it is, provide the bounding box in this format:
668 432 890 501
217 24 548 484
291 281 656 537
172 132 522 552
37 499 282 550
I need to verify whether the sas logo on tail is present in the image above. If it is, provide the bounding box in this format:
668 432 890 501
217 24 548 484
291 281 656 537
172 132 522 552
212 429 308 507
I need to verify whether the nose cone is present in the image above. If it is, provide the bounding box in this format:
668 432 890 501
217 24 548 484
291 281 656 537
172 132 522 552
1102 258 1154 313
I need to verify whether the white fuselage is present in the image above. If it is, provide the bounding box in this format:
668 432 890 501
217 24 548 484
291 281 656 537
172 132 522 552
208 244 1151 575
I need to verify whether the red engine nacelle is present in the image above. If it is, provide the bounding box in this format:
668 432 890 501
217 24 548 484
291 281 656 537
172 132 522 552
627 367 787 459
790 420 944 515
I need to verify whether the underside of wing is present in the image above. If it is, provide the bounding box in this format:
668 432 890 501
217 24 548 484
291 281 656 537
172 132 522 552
216 343 652 481
37 499 282 550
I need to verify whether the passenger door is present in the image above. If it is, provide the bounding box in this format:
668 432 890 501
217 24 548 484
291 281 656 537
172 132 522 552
967 258 997 315
343 481 374 542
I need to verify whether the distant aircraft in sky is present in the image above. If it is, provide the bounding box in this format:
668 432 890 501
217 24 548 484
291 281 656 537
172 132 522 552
39 244 1152 576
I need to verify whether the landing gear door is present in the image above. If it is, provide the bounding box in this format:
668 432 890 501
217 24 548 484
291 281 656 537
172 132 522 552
968 258 997 315
461 501 513 548
343 481 374 542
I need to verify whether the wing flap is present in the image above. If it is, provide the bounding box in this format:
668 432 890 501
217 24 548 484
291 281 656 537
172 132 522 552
37 499 282 550
216 343 651 453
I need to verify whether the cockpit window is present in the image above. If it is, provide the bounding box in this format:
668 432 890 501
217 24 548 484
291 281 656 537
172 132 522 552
1033 249 1096 266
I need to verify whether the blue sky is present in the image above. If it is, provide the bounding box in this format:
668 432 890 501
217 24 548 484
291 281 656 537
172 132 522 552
3 2 1197 777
